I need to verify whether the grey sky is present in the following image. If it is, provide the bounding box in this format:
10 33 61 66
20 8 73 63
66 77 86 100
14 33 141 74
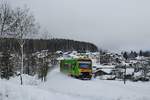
5 0 150 51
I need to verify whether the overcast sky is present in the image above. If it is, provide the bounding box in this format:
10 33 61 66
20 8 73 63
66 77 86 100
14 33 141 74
5 0 150 51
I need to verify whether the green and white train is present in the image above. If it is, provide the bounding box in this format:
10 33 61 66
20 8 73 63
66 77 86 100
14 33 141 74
60 58 92 79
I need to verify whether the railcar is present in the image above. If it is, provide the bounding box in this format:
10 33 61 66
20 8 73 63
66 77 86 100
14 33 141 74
60 58 92 79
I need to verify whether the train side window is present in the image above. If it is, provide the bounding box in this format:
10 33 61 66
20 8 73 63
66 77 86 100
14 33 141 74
64 64 71 69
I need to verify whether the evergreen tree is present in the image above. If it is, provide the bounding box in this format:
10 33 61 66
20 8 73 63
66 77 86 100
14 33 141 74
143 51 150 57
30 56 37 75
133 51 138 58
0 50 14 79
123 52 128 60
38 58 49 82
129 51 138 59
24 55 37 76
139 50 143 56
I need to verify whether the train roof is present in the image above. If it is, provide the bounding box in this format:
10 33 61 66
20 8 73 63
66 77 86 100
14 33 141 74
61 57 91 61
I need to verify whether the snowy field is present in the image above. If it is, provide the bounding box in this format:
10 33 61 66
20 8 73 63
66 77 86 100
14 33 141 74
0 68 150 100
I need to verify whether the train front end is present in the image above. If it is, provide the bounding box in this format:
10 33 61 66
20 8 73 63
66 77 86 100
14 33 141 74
78 59 92 80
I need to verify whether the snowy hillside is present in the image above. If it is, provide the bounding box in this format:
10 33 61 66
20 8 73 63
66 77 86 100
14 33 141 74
0 68 150 100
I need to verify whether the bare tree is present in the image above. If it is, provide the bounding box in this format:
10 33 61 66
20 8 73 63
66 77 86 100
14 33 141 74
42 30 52 40
9 6 38 85
0 2 14 51
0 2 10 35
0 2 18 36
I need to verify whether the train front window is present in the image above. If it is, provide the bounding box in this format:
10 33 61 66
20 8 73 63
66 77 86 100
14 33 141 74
79 61 91 68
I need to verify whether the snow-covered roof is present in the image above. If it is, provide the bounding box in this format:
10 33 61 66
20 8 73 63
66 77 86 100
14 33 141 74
57 57 64 60
134 71 142 77
56 51 63 54
121 61 130 66
96 65 115 69
101 69 113 74
68 54 80 59
126 68 134 75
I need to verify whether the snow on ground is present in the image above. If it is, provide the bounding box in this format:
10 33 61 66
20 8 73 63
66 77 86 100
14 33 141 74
0 67 150 100
40 68 150 100
0 74 84 100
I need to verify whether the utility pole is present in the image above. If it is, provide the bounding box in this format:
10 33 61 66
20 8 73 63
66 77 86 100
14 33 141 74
123 65 126 84
99 50 101 64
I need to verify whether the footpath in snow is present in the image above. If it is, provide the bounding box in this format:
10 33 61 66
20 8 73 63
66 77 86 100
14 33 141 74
0 68 150 100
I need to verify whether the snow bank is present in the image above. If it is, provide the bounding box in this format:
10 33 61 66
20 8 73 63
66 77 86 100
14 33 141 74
0 80 84 100
0 74 85 100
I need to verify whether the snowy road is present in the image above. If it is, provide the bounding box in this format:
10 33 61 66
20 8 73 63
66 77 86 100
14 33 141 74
0 68 150 100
